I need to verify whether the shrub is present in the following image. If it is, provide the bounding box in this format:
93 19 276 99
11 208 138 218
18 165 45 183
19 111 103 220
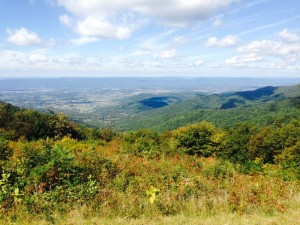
0 137 13 161
123 129 161 157
249 120 300 163
171 122 226 156
219 123 256 163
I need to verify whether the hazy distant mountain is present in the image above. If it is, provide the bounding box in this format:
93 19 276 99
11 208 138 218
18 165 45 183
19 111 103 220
1 77 300 91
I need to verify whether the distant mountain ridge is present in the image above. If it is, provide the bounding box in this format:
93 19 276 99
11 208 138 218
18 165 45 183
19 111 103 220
234 86 277 100
1 77 300 91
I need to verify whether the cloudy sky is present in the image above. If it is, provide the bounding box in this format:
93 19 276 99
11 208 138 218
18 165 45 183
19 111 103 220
1 0 300 77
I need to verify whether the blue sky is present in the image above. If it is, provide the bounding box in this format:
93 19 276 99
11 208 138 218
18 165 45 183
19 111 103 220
0 0 300 77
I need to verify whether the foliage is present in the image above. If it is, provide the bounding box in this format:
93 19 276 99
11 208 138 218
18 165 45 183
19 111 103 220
123 129 161 157
112 85 300 132
0 102 80 140
171 122 226 156
0 137 12 161
0 142 113 212
146 186 160 204
220 123 257 163
249 119 300 163
0 99 300 223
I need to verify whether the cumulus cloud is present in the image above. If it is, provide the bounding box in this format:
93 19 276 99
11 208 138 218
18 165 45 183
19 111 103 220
76 16 133 40
278 29 300 43
205 35 238 47
56 0 237 42
6 28 41 46
158 49 178 59
226 33 300 70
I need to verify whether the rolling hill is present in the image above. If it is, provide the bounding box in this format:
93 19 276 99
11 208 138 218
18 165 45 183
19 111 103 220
111 84 300 131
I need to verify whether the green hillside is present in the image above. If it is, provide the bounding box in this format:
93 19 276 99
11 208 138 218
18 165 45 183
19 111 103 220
112 84 300 131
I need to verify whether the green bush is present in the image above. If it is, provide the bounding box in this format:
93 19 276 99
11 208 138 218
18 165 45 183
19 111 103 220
219 123 257 163
0 142 119 212
0 137 12 161
171 122 226 156
123 129 161 157
249 119 300 163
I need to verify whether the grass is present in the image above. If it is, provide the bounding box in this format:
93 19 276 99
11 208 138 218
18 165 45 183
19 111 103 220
2 190 300 225
2 201 300 225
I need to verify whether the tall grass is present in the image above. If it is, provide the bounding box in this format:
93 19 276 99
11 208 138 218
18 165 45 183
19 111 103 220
2 197 300 225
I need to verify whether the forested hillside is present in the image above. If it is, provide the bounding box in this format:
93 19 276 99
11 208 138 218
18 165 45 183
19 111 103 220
113 85 300 131
0 91 300 224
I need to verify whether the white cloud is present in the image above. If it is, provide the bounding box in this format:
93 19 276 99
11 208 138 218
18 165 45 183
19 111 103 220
191 60 204 67
59 14 73 27
226 34 300 70
205 35 238 47
225 58 241 66
76 16 133 40
6 28 41 46
119 59 144 68
205 37 218 47
242 53 263 62
237 40 300 57
173 36 188 45
278 29 300 43
56 0 237 42
29 54 48 62
58 56 82 64
1 50 27 63
158 49 178 59
257 60 300 72
57 0 237 24
71 36 98 45
0 50 53 72
225 53 263 65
